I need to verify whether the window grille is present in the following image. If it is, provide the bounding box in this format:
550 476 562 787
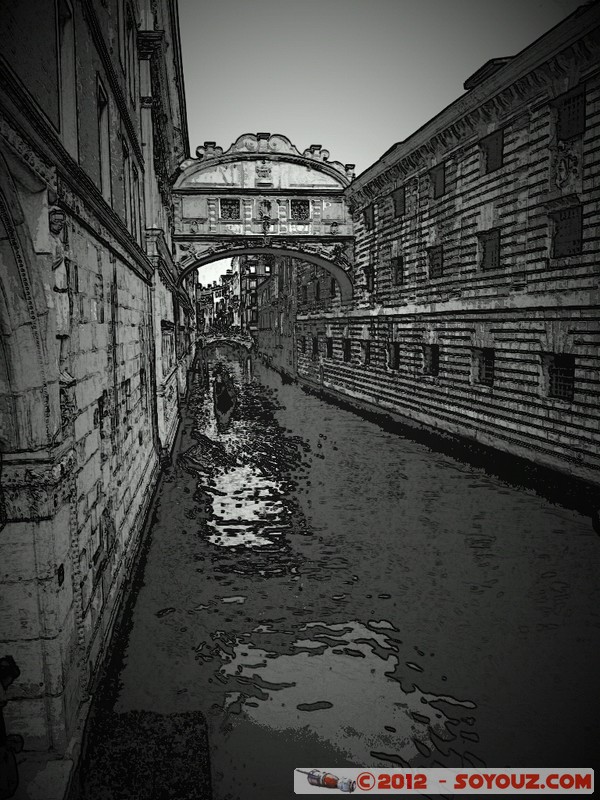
427 245 444 279
423 344 439 376
388 342 400 370
547 353 575 400
391 256 404 286
552 206 583 257
291 199 310 221
392 186 406 217
220 199 241 220
430 164 446 199
556 87 586 141
479 228 501 270
480 129 504 174
477 348 495 386
361 340 371 366
342 337 352 362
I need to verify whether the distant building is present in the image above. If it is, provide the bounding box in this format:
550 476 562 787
289 4 600 488
0 0 192 780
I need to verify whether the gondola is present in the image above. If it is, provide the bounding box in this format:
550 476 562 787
213 365 237 428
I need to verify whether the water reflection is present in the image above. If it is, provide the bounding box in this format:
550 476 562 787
214 619 477 769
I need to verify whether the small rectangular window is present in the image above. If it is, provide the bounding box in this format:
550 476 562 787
342 337 351 362
392 186 405 217
301 285 308 304
363 205 374 230
364 265 374 293
479 228 501 270
330 277 336 297
290 199 310 221
476 347 495 386
427 245 444 279
423 344 439 376
326 337 333 358
480 129 504 174
556 87 586 141
546 353 575 400
220 199 241 220
300 335 307 354
552 206 583 257
430 163 446 199
312 336 319 358
391 256 404 286
314 280 320 301
388 342 400 370
361 340 371 366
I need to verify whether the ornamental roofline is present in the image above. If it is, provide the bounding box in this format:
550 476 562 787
175 132 355 188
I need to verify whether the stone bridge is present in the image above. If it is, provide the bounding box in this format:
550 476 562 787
173 133 356 301
199 331 255 352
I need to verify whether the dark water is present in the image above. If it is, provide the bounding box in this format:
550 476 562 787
86 352 600 799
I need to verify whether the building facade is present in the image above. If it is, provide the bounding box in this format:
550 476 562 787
0 0 193 783
286 5 600 489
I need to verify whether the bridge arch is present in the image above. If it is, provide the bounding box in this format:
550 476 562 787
177 246 353 302
173 133 356 301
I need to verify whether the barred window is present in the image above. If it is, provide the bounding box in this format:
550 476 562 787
552 206 583 257
326 337 333 358
388 342 400 370
220 199 241 220
423 344 439 376
342 337 352 362
556 87 586 141
480 129 504 174
361 340 371 366
427 245 444 279
479 228 501 270
476 348 495 386
546 353 575 401
430 163 446 199
290 199 310 221
391 256 404 286
392 186 406 217
363 205 375 230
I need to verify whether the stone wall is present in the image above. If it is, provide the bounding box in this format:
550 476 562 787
0 0 192 766
292 6 600 488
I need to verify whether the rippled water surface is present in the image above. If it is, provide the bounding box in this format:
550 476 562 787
97 354 599 799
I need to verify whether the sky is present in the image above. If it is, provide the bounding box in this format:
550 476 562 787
177 0 584 285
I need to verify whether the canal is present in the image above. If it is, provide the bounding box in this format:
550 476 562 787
79 350 600 799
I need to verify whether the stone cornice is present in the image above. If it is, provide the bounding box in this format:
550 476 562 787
81 0 144 166
57 172 154 283
0 92 153 283
348 6 600 211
